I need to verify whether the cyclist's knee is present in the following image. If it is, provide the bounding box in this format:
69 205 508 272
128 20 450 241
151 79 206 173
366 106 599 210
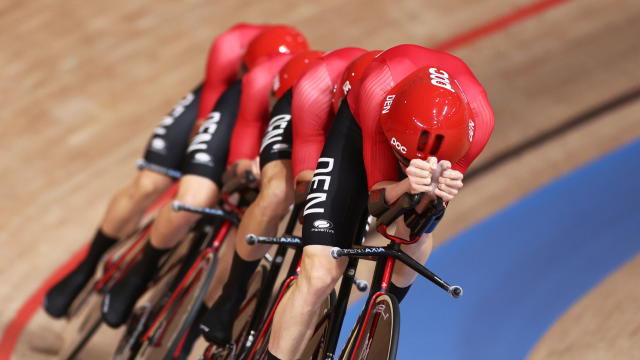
257 178 293 216
175 175 219 208
131 170 172 200
296 247 345 300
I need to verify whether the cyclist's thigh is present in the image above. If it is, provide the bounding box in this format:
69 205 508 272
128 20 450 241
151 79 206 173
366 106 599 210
302 99 368 250
259 89 293 170
140 83 204 178
183 80 242 188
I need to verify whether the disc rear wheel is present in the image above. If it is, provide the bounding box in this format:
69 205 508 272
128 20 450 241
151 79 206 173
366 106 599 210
348 294 399 360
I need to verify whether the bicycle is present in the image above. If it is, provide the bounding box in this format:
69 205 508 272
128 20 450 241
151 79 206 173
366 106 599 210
111 172 259 360
201 182 369 360
54 182 179 360
332 193 462 360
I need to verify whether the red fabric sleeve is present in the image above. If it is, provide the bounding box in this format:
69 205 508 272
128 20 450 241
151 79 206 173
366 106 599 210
453 89 495 174
227 53 293 165
349 59 400 191
196 23 268 120
291 60 333 178
291 48 366 178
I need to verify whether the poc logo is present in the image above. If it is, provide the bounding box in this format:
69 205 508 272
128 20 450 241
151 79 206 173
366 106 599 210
429 68 455 93
469 119 475 141
381 95 395 114
390 137 407 154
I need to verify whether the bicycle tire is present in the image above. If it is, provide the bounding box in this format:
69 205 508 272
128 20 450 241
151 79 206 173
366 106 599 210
110 236 194 360
55 292 103 360
346 294 399 360
56 226 152 360
297 290 337 360
200 264 268 360
135 251 218 360
250 282 335 360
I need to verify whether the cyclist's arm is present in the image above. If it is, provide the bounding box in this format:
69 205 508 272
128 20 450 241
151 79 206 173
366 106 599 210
371 157 438 211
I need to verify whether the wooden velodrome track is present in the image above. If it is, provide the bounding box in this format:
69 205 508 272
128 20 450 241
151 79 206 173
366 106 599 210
1 0 639 358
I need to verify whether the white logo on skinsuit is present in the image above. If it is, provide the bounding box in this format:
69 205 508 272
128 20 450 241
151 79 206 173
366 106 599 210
304 158 334 216
311 218 334 233
272 143 290 152
187 111 221 153
260 114 291 153
313 220 333 229
151 138 166 150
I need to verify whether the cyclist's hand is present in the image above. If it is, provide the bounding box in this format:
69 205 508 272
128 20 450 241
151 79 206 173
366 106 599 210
234 159 260 180
406 157 437 194
250 156 261 181
433 161 463 202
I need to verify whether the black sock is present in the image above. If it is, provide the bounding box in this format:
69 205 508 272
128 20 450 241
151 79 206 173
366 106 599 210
179 303 209 356
131 242 171 281
267 350 282 360
78 229 118 273
220 252 261 301
388 281 412 304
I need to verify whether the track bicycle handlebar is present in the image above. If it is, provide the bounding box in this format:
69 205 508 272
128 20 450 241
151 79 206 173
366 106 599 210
172 201 240 226
245 234 302 246
330 246 462 298
374 192 445 244
221 170 257 195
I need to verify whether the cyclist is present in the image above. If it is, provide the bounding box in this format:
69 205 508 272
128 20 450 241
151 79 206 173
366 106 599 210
101 25 311 328
199 47 370 346
267 44 495 360
43 23 269 319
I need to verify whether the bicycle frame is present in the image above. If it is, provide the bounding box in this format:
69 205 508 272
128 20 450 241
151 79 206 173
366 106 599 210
231 203 305 360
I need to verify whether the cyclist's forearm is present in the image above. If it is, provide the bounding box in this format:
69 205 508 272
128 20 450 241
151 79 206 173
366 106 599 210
371 179 412 204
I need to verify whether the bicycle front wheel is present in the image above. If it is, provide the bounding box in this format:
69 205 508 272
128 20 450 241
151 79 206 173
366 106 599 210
347 294 399 360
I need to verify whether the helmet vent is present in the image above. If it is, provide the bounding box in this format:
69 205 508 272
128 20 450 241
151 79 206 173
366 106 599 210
417 130 430 152
430 135 444 155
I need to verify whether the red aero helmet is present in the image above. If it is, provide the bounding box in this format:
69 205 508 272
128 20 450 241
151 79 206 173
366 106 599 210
243 25 310 70
273 50 325 99
332 50 382 114
380 66 473 165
